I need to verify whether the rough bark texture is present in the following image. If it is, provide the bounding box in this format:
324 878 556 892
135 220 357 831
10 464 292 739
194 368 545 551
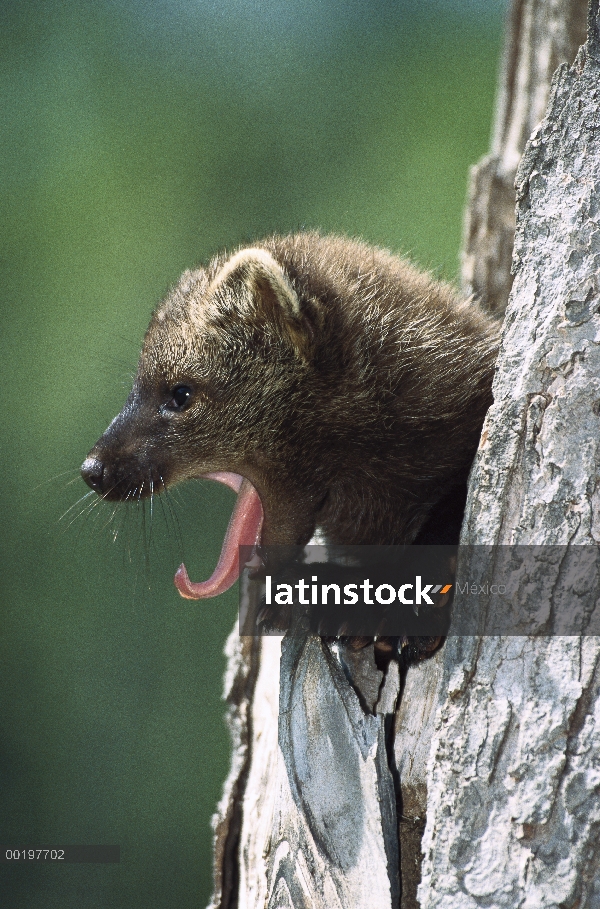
394 649 445 906
461 0 586 317
267 633 400 908
209 613 403 909
208 630 262 909
418 8 600 906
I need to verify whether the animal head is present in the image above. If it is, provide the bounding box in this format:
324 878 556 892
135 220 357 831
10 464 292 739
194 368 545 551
81 246 328 598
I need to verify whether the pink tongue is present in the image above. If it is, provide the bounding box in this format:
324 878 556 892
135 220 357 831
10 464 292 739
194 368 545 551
174 472 264 599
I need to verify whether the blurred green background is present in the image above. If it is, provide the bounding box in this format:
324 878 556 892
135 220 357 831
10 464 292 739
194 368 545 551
0 1 506 906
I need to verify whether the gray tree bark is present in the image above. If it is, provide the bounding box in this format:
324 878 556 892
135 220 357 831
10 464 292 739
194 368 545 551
207 2 597 907
419 6 600 904
209 585 403 909
462 0 586 316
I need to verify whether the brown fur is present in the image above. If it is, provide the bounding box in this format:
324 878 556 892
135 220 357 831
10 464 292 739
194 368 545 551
82 232 499 547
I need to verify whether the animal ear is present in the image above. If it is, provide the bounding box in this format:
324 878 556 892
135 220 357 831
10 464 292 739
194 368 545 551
209 248 312 355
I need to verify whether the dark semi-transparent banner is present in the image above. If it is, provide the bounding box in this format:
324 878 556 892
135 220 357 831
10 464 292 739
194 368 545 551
238 545 600 637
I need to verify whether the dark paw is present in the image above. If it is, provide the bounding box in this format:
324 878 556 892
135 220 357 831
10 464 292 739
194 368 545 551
399 635 443 667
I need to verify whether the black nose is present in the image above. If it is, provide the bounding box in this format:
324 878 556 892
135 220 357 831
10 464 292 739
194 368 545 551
81 456 105 491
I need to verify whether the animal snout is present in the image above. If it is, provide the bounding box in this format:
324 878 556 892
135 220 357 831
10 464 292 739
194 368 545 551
81 456 105 492
80 446 163 501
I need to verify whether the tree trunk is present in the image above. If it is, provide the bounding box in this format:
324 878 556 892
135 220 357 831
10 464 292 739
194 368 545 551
418 6 600 905
207 2 597 907
209 584 403 909
461 0 586 316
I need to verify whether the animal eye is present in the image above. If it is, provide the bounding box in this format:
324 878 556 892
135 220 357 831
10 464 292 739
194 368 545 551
166 385 193 411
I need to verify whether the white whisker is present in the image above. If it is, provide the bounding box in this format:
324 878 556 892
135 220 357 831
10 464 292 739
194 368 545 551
59 490 95 521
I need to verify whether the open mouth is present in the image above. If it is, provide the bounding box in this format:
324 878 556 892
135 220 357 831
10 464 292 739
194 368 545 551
173 472 264 599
